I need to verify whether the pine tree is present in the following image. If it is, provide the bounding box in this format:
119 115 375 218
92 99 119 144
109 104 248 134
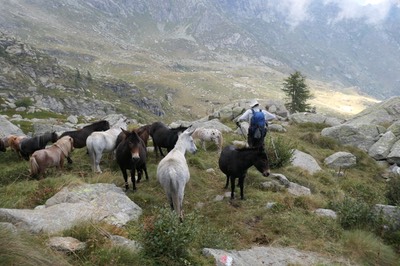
282 71 313 113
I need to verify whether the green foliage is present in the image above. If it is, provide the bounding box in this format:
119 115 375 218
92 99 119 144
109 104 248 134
265 134 296 169
282 71 313 113
385 175 400 206
140 207 199 261
331 196 377 230
342 230 399 266
14 97 33 108
300 132 338 150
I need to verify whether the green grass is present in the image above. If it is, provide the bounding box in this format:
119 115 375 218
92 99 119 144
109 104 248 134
0 124 399 265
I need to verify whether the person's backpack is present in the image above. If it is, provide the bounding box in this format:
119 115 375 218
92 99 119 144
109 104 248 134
250 109 266 139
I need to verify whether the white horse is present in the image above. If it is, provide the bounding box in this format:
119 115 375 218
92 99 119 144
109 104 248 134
157 129 197 221
86 127 122 173
192 127 223 153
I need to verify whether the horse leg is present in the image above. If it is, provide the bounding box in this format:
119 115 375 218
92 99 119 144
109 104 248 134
230 176 236 199
130 167 136 191
201 140 206 151
143 165 149 181
121 168 129 191
67 156 73 164
239 175 245 200
159 147 165 157
95 151 103 173
224 175 229 189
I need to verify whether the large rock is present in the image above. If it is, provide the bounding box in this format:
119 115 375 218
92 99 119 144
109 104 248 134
324 152 357 169
345 96 400 125
289 112 343 126
321 124 385 152
291 149 322 175
368 131 398 160
0 115 26 136
0 183 142 234
387 139 400 165
203 246 341 266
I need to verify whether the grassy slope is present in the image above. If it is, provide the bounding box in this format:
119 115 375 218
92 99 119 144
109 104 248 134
0 120 398 265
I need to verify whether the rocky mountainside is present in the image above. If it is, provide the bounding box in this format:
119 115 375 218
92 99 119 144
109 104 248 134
0 32 168 122
0 0 399 102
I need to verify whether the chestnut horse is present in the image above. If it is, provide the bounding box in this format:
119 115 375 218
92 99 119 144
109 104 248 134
8 135 27 158
29 136 74 179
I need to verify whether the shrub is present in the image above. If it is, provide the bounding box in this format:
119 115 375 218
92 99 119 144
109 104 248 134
385 175 400 206
14 97 33 108
265 135 295 169
140 207 199 261
331 196 377 230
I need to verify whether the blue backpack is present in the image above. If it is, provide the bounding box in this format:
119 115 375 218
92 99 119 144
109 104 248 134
251 109 266 139
251 109 266 128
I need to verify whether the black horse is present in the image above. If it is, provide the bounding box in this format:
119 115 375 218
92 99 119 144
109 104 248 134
59 120 110 148
0 138 6 152
19 131 58 161
219 145 270 200
149 121 188 158
59 120 110 163
116 128 149 191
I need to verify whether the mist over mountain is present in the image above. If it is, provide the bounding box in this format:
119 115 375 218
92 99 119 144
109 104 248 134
0 0 399 102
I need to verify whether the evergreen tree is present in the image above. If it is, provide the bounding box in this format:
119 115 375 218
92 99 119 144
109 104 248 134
282 71 313 113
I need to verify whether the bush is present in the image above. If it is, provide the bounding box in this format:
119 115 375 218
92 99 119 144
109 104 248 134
386 175 400 206
331 196 377 230
265 135 295 169
140 207 199 261
14 97 33 108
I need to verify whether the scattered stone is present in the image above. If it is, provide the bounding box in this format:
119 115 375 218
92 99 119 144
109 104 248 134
48 236 86 253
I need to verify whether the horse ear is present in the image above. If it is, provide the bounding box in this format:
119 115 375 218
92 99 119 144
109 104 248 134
121 128 129 135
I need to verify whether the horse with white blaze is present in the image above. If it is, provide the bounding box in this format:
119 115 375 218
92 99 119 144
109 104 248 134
156 128 197 221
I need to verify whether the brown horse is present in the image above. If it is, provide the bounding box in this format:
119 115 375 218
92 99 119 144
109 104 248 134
29 136 74 179
136 124 151 146
8 135 27 158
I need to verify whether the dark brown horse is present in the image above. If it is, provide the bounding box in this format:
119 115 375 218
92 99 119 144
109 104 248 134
219 145 270 200
59 120 110 163
149 122 188 158
0 138 6 152
116 128 149 191
19 132 58 161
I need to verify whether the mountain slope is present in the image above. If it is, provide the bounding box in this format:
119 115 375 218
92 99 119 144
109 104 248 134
0 0 394 117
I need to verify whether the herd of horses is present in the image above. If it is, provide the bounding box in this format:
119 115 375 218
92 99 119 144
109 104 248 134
1 119 270 220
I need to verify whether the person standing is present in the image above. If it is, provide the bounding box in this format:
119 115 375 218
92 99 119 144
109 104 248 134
236 99 276 148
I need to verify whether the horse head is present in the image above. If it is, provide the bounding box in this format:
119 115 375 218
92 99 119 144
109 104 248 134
122 128 141 161
254 147 270 177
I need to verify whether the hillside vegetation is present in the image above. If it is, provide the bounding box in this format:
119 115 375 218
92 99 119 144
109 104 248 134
1 118 399 265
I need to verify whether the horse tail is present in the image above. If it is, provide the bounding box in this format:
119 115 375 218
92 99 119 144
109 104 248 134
170 178 183 221
29 156 40 177
218 133 223 151
86 137 97 172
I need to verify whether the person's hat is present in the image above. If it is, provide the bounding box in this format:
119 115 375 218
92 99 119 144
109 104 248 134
249 99 259 108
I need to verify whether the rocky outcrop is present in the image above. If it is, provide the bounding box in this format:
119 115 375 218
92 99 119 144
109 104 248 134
346 96 400 125
0 183 142 234
321 124 385 152
289 112 343 126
